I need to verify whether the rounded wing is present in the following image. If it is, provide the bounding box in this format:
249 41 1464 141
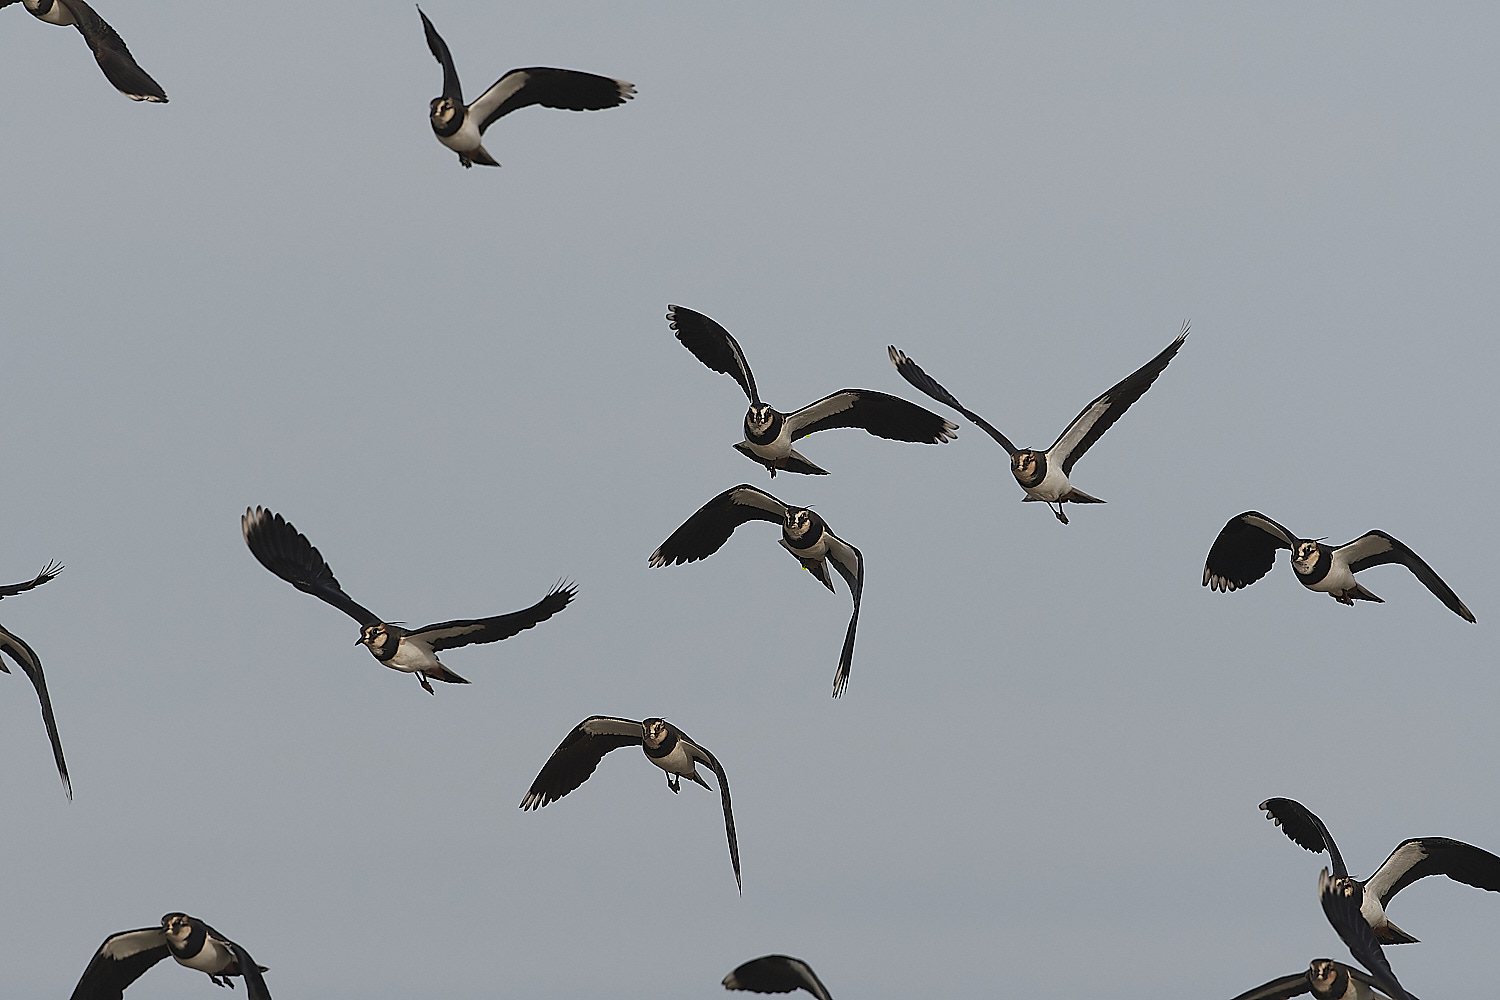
417 6 462 103
241 507 381 627
669 305 759 404
1335 531 1475 622
473 67 635 132
62 0 167 102
723 955 833 1000
69 926 169 1000
649 486 787 567
1365 837 1500 908
0 561 62 599
1226 971 1313 1000
520 716 645 809
412 582 576 651
784 389 958 445
1260 797 1347 878
0 622 71 798
1046 322 1188 475
1319 869 1410 1000
1204 512 1299 593
887 346 1017 454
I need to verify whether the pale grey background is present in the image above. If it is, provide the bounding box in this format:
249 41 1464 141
1 2 1495 996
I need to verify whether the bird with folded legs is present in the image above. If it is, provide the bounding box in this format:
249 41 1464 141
70 911 272 1000
0 560 70 797
418 7 633 168
668 305 958 477
888 323 1188 522
1204 513 1473 620
242 506 574 693
650 485 863 697
521 716 741 890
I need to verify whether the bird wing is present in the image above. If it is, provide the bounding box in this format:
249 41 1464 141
675 725 741 892
1203 512 1299 593
241 507 381 627
1046 323 1188 474
1335 531 1474 622
69 927 169 1000
411 582 576 651
1260 797 1347 877
471 66 634 133
0 561 62 599
227 940 273 1000
887 346 1017 455
60 0 167 102
0 621 71 798
1349 967 1421 1000
1226 972 1313 1000
668 305 759 404
1365 837 1500 907
417 7 462 103
784 389 958 444
722 955 833 1000
823 533 864 698
649 485 787 567
1320 869 1410 1000
520 716 645 809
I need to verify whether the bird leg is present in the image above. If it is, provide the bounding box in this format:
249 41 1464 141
1051 502 1069 525
418 673 436 694
667 773 681 793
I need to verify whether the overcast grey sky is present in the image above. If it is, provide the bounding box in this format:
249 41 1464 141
2 2 1496 997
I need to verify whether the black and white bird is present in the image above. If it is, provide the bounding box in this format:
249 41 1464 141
521 716 741 890
1261 796 1500 945
2 0 166 101
1320 867 1412 1000
888 324 1188 523
1205 514 1474 621
418 7 633 168
70 911 272 1000
0 561 70 798
1230 958 1416 1000
723 954 833 1000
242 506 575 693
649 485 863 697
668 305 958 477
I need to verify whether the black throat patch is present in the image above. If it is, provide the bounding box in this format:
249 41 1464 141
744 408 785 446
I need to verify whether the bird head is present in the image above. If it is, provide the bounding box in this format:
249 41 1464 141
642 718 669 748
1011 450 1044 487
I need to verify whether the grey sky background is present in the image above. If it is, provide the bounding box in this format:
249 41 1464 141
2 2 1496 996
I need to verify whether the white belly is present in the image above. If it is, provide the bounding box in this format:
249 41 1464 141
742 430 793 461
437 116 484 154
1305 558 1357 594
174 938 232 975
1023 462 1072 503
383 639 442 674
647 741 699 778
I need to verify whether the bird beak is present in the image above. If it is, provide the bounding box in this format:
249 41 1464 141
354 637 364 645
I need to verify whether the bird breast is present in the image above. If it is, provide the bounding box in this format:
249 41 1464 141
172 937 234 975
26 0 73 24
379 638 442 673
645 739 699 778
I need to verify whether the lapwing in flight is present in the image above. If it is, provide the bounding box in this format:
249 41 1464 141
70 912 271 1000
521 716 741 890
1205 514 1474 621
242 506 574 693
1261 796 1500 945
650 485 863 697
419 7 633 168
723 954 833 1000
0 560 69 798
668 305 958 477
1320 867 1412 1000
888 323 1188 523
1230 958 1415 1000
3 0 166 101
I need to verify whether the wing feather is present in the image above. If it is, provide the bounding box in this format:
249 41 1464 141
723 955 833 999
0 621 71 798
668 305 759 403
0 561 62 599
473 66 634 133
69 927 169 1000
823 534 863 698
418 7 462 102
649 486 787 567
412 582 576 651
1336 531 1474 622
520 716 644 809
241 507 381 627
1226 972 1313 1000
1260 797 1347 877
1047 323 1188 474
1204 512 1299 593
1320 869 1410 1000
678 728 741 892
784 389 958 444
63 0 167 102
1366 837 1500 907
888 346 1017 454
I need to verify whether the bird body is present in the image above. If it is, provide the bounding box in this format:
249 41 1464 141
1320 868 1410 1000
1230 959 1405 1000
419 8 633 168
1206 514 1474 620
723 954 833 999
888 324 1187 523
70 912 272 1000
668 305 956 477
